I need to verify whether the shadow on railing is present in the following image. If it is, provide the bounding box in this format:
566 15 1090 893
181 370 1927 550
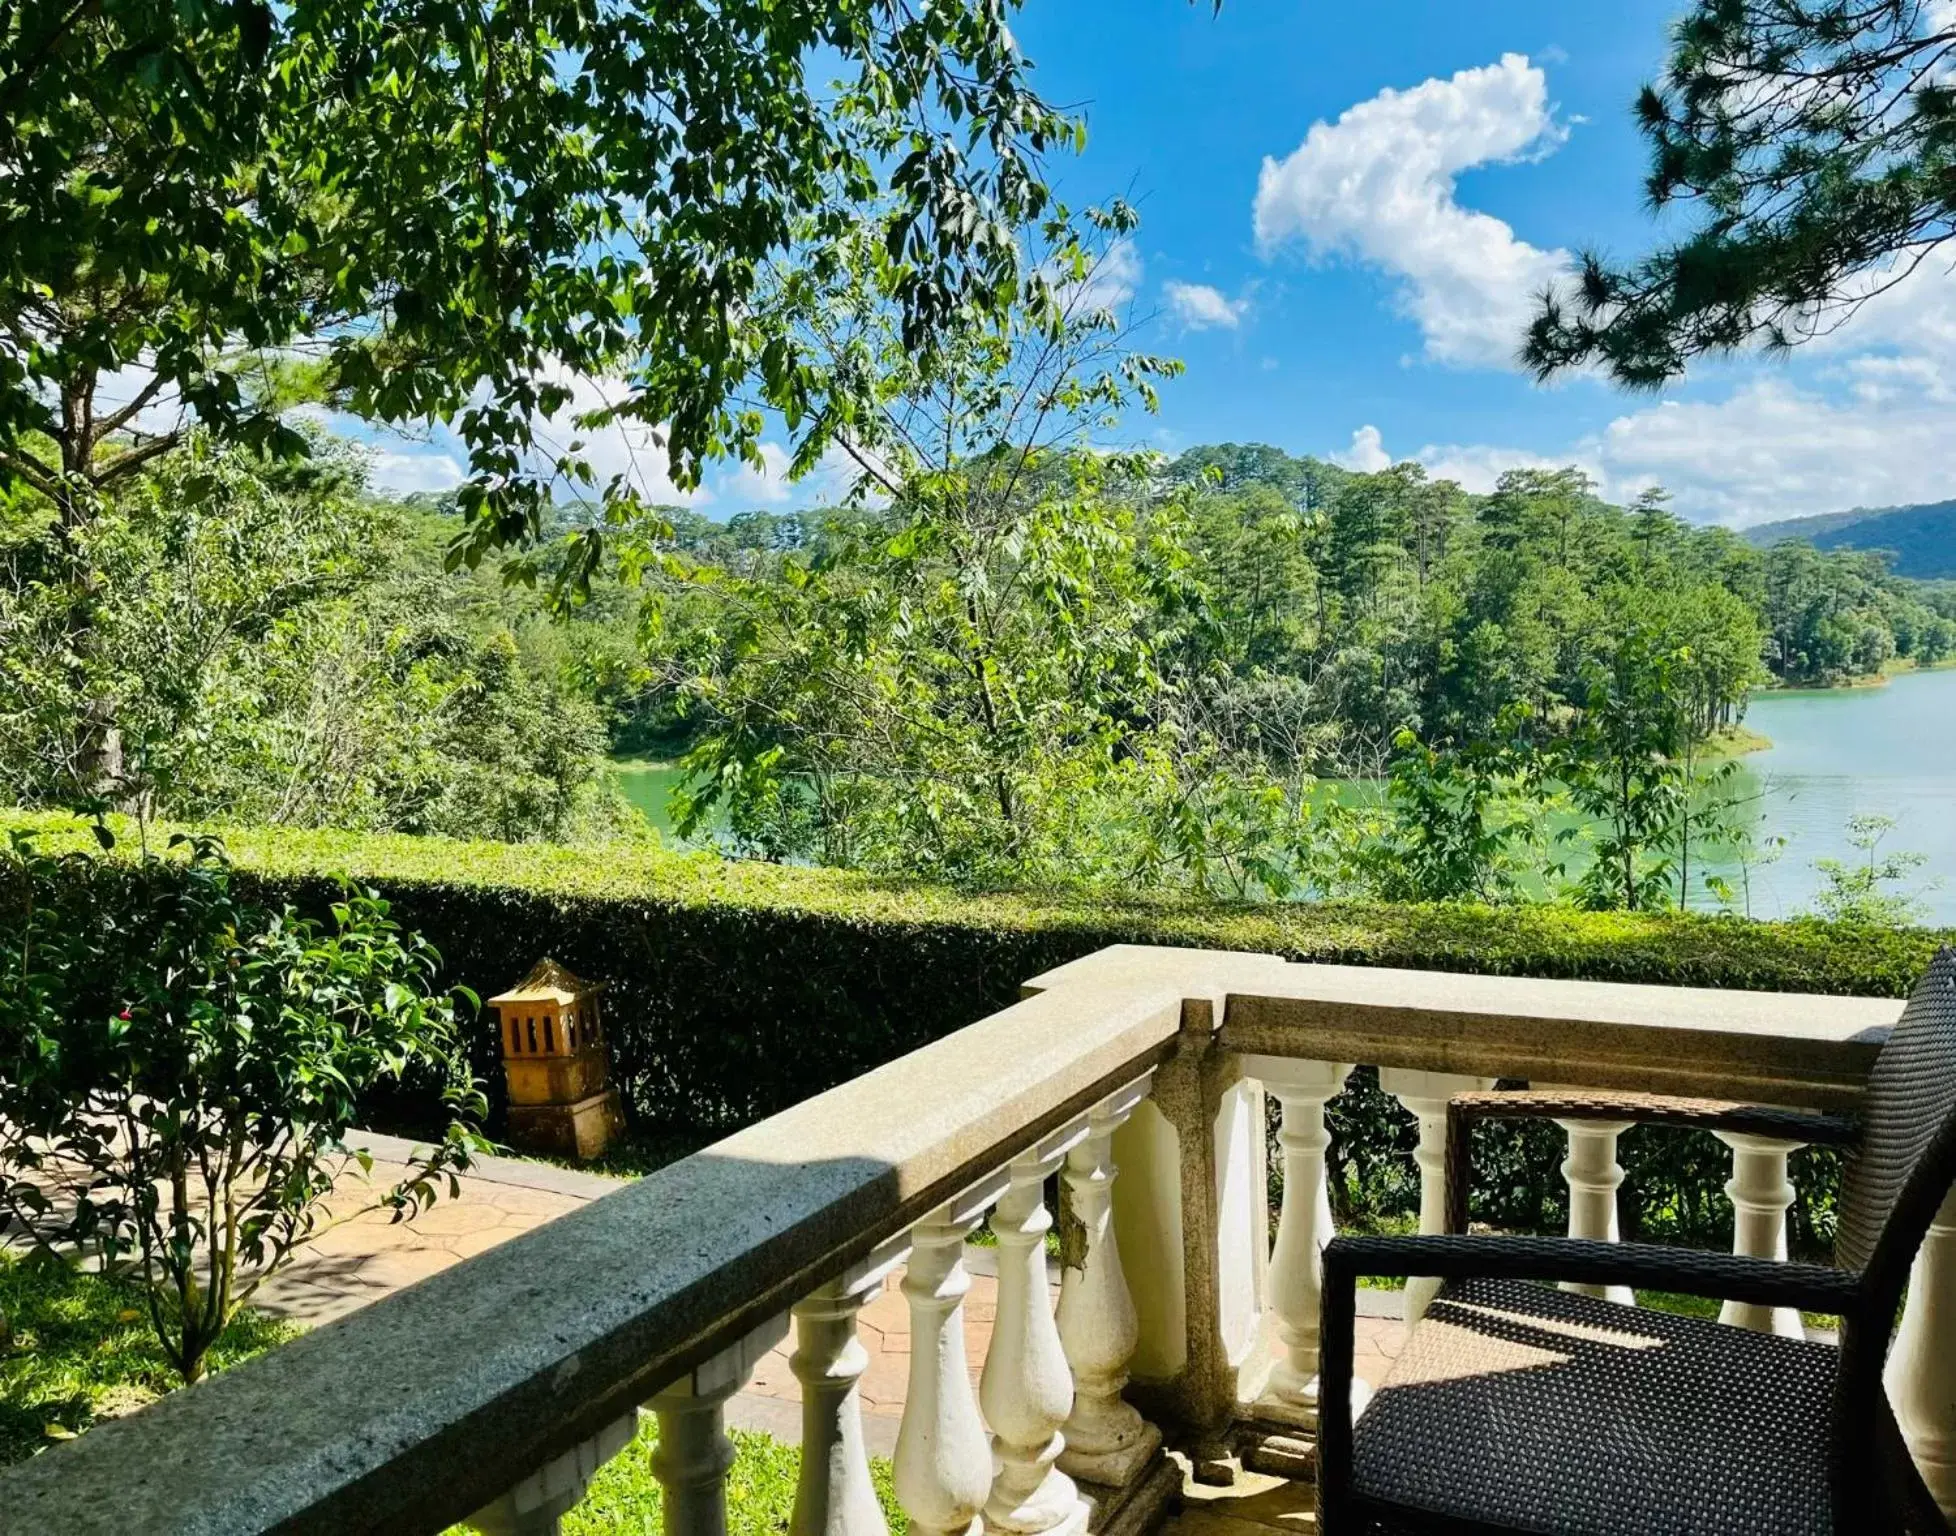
6 943 1944 1536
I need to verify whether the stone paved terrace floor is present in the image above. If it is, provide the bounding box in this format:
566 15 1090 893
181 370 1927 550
239 1133 614 1324
1166 1468 1320 1536
249 1131 1409 1458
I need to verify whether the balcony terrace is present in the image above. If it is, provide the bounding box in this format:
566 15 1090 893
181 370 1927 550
2 943 1940 1535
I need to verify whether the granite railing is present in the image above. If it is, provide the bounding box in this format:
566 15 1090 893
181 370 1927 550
5 944 1941 1536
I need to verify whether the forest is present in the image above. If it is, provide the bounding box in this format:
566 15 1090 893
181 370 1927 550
6 0 1951 934
1747 500 1956 581
6 423 1947 917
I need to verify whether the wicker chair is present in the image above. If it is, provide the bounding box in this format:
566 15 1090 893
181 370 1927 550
1317 948 1956 1536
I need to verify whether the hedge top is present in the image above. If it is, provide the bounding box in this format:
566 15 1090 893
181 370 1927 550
6 811 1944 1000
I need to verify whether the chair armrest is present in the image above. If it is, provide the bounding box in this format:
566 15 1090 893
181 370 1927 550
1323 1233 1864 1313
1442 1091 1859 1235
1314 1234 1867 1533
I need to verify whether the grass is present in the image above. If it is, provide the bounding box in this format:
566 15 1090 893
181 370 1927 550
0 1249 296 1467
1341 1215 1838 1329
449 1418 909 1536
526 1125 712 1181
1632 1289 1838 1332
1705 723 1773 756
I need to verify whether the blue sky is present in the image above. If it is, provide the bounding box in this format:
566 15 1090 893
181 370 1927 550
366 1 1956 527
1016 1 1672 454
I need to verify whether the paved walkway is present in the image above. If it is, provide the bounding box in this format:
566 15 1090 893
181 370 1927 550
254 1133 1407 1454
252 1132 623 1325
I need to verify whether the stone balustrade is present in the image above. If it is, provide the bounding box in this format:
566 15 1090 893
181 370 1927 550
9 944 1951 1535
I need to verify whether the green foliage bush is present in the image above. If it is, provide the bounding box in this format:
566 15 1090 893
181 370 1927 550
1326 1070 1846 1259
0 826 485 1384
6 811 1940 1251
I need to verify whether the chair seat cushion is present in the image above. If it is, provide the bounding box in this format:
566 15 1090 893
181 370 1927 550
1351 1276 1840 1536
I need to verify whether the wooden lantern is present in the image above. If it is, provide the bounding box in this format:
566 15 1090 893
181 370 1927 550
487 958 623 1160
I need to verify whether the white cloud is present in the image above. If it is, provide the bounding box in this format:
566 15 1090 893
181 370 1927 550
367 449 467 493
1333 423 1596 495
1578 252 1956 520
93 363 189 439
1338 361 1956 522
1163 280 1249 331
715 442 796 506
1332 425 1391 473
1326 236 1956 521
1842 353 1956 406
324 368 708 507
1057 239 1143 317
706 440 880 510
1593 376 1956 523
1807 252 1956 359
528 366 708 507
1253 53 1571 370
1416 440 1601 496
800 443 883 505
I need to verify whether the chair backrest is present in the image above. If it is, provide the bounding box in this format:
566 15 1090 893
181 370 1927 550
1836 946 1956 1301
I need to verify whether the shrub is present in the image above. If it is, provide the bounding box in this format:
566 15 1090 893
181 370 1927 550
0 827 486 1383
5 810 1941 1252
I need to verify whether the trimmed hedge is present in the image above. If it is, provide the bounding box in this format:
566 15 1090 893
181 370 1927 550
7 811 1944 1254
7 810 1943 1131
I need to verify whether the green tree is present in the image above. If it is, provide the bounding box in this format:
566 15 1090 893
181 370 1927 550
1526 2 1956 385
1185 480 1321 673
0 0 1083 534
651 210 1199 883
1630 487 1682 573
0 435 631 840
1362 711 1545 905
1556 626 1691 911
0 830 485 1384
1758 541 1921 684
0 0 1105 784
1811 813 1934 925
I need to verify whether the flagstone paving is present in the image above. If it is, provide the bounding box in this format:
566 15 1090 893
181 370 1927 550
250 1131 622 1326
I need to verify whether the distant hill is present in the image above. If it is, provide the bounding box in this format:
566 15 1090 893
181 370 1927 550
1745 501 1956 579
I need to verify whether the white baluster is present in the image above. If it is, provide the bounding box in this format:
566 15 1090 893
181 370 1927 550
896 1182 1001 1536
1555 1116 1635 1306
1716 1133 1805 1336
792 1243 909 1536
1379 1069 1495 1324
1888 1182 1956 1521
651 1317 789 1536
469 1412 639 1536
983 1135 1091 1536
1243 1057 1352 1426
1057 1080 1162 1488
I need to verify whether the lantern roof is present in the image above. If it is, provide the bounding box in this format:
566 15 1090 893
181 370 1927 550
487 958 597 1008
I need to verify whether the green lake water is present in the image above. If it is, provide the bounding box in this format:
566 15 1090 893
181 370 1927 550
611 668 1956 923
611 758 686 836
1706 668 1956 924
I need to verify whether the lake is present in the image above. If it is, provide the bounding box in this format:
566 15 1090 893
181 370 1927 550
1705 668 1956 924
610 668 1956 924
611 757 685 836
